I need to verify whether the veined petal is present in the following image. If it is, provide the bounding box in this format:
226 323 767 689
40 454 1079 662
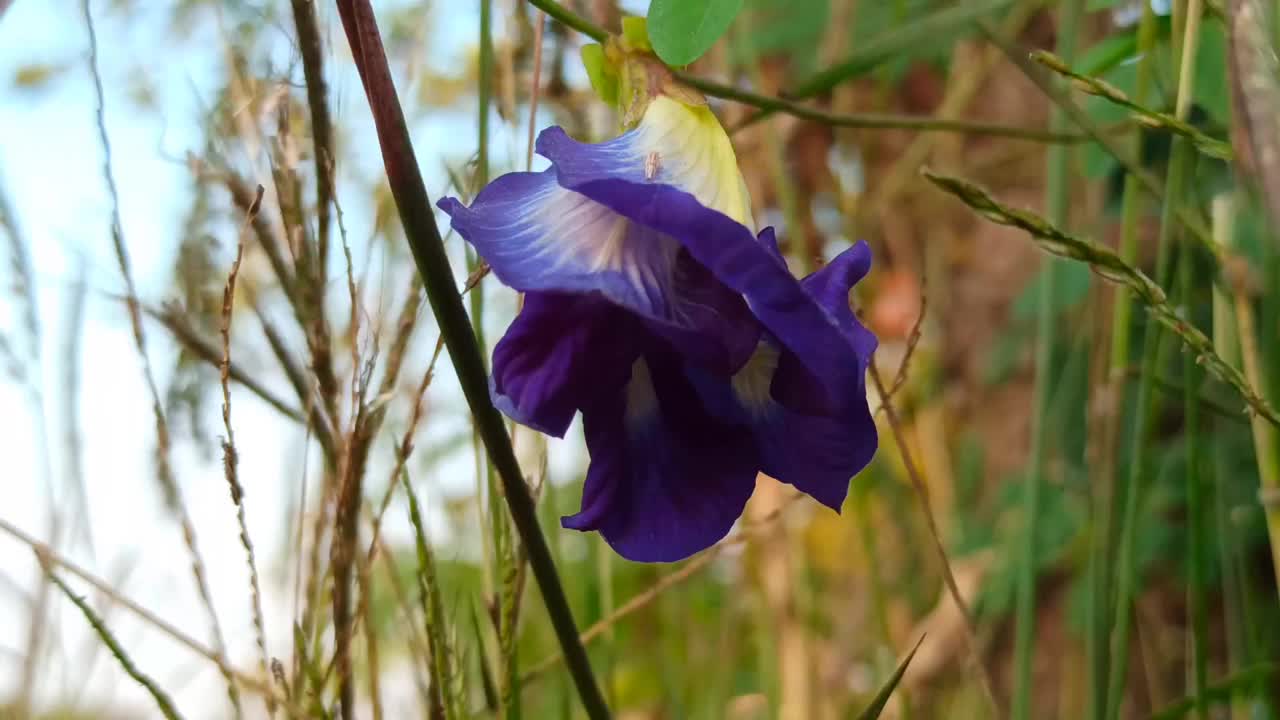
536 96 754 228
679 244 880 511
438 170 681 319
440 169 759 373
563 353 760 563
684 340 875 511
644 249 761 374
801 242 878 364
771 242 878 415
490 292 641 437
756 401 877 510
541 155 873 406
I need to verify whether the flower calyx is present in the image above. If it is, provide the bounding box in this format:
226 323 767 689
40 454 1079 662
580 17 705 130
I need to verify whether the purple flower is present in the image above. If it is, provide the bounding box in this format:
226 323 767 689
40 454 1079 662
439 95 877 562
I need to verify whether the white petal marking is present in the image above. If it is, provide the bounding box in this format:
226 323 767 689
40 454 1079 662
731 342 780 417
531 183 678 313
625 358 660 427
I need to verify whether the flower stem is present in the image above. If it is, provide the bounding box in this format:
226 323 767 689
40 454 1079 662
1013 3 1083 719
332 3 610 717
526 0 607 41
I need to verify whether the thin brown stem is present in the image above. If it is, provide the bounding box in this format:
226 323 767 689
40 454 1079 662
219 186 276 719
290 0 335 275
868 360 1001 718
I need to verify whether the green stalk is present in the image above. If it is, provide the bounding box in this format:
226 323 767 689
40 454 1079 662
1211 193 1249 720
474 4 522 717
1107 2 1204 716
1214 197 1280 600
479 0 491 188
1107 6 1162 380
1013 2 1083 718
540 476 573 720
1106 265 1170 720
1170 3 1209 716
471 0 493 590
51 572 185 720
332 3 609 717
1090 10 1159 716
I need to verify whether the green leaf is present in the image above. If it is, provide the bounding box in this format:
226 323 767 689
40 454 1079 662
854 635 926 720
647 0 744 67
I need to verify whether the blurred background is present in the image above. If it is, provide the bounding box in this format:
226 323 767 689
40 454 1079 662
1 0 1278 718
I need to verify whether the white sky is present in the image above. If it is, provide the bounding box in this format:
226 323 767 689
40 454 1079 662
0 1 590 717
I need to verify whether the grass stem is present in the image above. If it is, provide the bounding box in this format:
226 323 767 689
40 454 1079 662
1014 2 1084 718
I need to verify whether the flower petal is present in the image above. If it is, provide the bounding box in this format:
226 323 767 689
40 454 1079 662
802 242 878 364
440 169 760 373
438 170 681 319
562 352 760 562
644 249 761 374
735 244 879 508
771 241 878 415
755 401 877 511
542 153 872 405
685 343 877 511
490 292 641 437
536 96 754 227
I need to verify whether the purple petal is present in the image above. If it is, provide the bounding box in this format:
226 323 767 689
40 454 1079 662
771 241 878 414
645 250 761 374
542 142 873 406
535 101 754 228
802 242 878 367
685 346 877 512
438 170 681 319
755 402 877 511
490 292 641 437
543 130 884 513
440 164 760 374
562 352 760 562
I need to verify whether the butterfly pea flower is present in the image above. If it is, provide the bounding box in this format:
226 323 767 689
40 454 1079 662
438 57 877 562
